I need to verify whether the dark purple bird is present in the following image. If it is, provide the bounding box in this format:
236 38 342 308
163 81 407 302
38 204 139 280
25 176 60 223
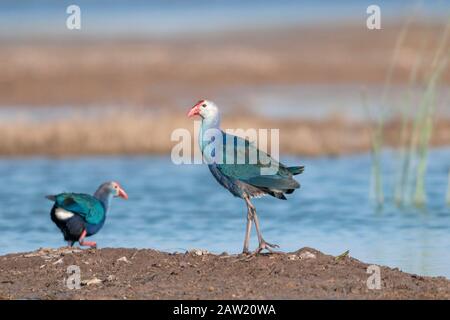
188 100 304 254
46 181 128 248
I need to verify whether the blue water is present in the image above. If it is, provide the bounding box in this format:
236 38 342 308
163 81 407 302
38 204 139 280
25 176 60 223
0 149 449 278
1 0 449 39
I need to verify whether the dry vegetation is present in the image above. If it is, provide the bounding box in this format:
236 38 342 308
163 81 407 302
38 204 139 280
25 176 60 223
0 23 449 156
0 24 448 106
1 111 450 156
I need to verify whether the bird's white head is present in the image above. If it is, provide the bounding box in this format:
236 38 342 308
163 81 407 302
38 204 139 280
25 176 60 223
187 99 219 121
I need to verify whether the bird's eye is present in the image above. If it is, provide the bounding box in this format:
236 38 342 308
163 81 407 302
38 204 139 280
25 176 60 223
202 104 207 108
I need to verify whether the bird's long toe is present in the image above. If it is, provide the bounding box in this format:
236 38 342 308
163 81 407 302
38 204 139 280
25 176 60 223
264 241 279 249
80 241 97 248
254 240 280 254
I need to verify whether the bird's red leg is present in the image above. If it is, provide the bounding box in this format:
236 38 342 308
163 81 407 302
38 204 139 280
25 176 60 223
78 229 97 248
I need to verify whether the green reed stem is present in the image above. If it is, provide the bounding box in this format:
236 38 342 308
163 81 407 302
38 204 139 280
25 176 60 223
394 44 424 206
412 15 450 207
413 60 447 207
373 15 415 207
362 89 384 206
446 170 450 206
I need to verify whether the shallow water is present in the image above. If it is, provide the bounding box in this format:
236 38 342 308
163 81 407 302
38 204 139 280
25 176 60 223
0 149 449 278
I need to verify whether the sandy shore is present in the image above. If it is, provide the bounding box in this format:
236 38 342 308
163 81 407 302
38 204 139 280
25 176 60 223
0 247 449 299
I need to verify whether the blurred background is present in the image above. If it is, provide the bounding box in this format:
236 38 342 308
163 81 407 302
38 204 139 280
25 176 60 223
0 0 450 278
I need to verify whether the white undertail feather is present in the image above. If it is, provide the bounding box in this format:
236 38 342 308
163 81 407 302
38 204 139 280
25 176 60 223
54 208 74 220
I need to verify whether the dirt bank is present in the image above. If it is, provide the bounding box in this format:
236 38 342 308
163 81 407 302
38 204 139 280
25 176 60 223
0 247 449 299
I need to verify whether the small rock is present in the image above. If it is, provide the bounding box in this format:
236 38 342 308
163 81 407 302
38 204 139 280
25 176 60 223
81 278 103 286
52 258 64 265
190 249 209 256
299 251 316 260
117 256 131 264
288 254 299 261
106 275 116 282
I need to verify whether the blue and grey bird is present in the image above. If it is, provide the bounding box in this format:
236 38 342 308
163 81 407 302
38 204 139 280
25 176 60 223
188 100 304 254
46 181 128 248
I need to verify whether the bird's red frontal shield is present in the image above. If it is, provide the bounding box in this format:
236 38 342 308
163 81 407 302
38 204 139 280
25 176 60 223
187 100 205 117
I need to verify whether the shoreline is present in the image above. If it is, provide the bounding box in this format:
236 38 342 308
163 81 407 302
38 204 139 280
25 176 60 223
1 247 449 299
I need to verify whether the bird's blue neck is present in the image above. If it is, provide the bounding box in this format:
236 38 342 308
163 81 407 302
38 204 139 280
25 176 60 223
93 190 113 213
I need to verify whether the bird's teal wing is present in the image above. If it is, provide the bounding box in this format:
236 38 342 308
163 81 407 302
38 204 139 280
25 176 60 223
54 193 105 225
210 132 300 190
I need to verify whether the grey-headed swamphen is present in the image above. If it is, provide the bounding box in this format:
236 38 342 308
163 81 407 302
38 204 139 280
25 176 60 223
188 100 304 254
46 181 128 248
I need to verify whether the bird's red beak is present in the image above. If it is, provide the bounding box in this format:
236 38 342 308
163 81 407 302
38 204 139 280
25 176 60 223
187 101 203 118
118 187 128 200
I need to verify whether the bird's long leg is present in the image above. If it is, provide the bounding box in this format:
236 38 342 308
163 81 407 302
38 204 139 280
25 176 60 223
244 195 280 254
78 229 97 248
242 199 253 254
252 211 279 253
244 196 279 254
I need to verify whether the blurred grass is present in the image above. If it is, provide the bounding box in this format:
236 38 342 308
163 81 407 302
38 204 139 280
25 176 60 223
367 13 450 208
447 170 450 206
1 111 450 157
413 15 450 207
394 37 427 206
362 89 384 206
413 60 447 206
0 112 369 156
368 13 415 207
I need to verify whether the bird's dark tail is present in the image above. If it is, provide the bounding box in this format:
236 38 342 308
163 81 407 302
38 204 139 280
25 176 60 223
287 166 305 175
45 195 56 201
